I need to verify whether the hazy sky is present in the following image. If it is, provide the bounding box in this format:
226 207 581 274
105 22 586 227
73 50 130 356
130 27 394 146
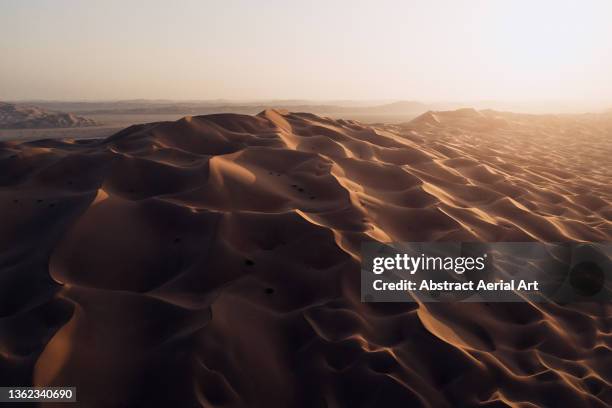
2 0 612 103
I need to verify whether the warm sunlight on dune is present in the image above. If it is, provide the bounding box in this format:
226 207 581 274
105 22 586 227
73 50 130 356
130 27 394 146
1 109 611 406
1 1 612 406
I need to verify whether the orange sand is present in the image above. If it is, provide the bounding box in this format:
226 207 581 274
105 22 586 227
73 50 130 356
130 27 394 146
0 109 611 407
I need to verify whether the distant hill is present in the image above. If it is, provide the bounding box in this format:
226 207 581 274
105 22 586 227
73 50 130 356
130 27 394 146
13 100 432 126
361 100 429 113
25 100 432 117
0 102 98 129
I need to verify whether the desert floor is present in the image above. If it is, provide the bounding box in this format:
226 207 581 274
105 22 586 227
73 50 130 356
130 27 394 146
1 108 611 407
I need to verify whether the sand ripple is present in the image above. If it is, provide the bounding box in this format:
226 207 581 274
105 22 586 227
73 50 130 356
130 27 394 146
0 109 611 407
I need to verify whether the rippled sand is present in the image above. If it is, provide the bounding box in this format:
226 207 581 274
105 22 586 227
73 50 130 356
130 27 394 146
1 109 611 407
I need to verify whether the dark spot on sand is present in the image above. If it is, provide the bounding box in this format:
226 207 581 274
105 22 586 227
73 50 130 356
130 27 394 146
570 261 604 297
310 196 315 199
173 237 182 244
298 188 304 192
36 199 43 203
245 259 255 266
264 287 274 295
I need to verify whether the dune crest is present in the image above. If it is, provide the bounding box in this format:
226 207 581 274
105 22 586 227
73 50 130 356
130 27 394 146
0 109 611 407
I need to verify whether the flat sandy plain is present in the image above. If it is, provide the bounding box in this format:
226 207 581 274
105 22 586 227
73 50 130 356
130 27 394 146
0 108 611 407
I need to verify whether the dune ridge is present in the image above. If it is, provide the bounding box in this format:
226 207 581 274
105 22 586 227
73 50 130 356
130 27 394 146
0 109 611 407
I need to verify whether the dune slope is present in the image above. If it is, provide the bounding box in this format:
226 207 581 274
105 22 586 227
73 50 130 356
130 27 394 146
0 109 611 407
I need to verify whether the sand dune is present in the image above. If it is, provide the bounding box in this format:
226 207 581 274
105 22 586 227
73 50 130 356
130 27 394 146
0 109 611 407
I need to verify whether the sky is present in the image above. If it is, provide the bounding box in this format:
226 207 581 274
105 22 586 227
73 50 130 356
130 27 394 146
2 0 612 106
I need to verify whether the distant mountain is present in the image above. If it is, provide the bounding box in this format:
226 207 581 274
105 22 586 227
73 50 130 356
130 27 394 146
361 100 429 113
0 102 98 129
19 100 433 121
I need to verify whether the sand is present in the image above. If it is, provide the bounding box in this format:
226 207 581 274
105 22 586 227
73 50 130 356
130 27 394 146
0 109 611 407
